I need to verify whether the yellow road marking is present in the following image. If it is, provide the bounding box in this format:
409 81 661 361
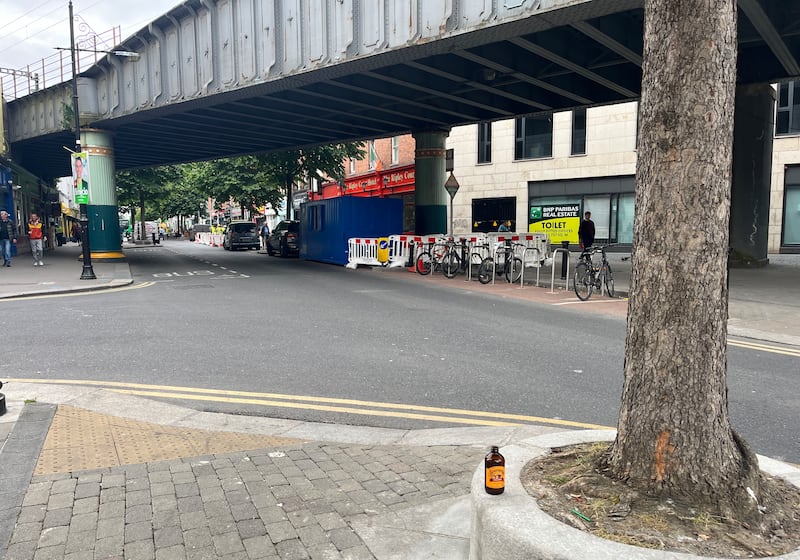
727 339 800 358
0 282 154 301
110 389 523 427
8 378 611 430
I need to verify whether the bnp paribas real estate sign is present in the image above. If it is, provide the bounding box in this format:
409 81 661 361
528 204 580 243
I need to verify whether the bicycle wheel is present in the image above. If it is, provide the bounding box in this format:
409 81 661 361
416 251 432 275
603 263 615 297
505 257 523 283
441 252 461 278
477 258 494 284
573 261 594 301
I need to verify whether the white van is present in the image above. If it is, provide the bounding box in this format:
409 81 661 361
134 221 159 241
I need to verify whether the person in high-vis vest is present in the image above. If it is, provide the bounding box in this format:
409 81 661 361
28 213 47 266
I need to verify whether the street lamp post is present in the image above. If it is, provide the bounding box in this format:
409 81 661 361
69 0 96 279
444 172 460 237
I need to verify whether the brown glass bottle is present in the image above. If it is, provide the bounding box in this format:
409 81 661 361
484 446 505 494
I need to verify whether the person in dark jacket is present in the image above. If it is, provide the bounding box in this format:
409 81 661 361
0 210 17 266
578 211 595 250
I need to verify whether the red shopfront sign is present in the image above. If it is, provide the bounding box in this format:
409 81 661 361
314 164 415 200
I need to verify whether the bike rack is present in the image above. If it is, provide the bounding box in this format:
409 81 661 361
549 248 570 293
519 247 542 287
460 236 488 282
489 241 506 285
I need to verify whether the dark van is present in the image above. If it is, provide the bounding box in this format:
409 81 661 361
222 221 260 250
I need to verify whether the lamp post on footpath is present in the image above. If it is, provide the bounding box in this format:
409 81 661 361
69 0 96 279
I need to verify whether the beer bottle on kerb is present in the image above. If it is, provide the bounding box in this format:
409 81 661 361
484 446 505 495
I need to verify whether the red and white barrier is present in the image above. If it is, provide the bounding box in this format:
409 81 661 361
346 238 382 268
388 235 413 268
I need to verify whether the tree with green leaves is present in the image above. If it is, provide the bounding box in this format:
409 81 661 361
260 143 365 219
184 143 364 220
116 166 179 241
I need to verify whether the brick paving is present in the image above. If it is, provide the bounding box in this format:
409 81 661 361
4 443 483 560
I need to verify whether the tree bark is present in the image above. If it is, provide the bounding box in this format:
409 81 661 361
139 190 146 243
605 0 761 522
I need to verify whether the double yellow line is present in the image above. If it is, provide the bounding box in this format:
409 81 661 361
728 339 800 357
7 378 611 430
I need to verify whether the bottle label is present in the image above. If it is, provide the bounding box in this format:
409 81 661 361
485 466 505 489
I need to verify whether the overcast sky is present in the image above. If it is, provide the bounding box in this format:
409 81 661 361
0 0 179 71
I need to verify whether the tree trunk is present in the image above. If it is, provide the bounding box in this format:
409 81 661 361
605 0 760 522
139 190 146 242
286 177 293 220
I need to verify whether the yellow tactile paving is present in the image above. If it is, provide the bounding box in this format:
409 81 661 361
35 405 303 475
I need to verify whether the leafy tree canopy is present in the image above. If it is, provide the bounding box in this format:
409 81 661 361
116 142 365 220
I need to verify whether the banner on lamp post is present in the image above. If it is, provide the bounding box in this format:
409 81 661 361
71 152 90 204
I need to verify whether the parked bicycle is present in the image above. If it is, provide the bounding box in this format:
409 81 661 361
440 239 490 279
573 245 616 300
416 239 452 276
477 241 523 284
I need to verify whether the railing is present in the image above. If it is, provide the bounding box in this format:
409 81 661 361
1 26 121 101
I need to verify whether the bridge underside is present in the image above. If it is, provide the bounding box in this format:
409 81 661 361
9 0 800 180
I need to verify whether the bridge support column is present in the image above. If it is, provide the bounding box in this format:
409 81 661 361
730 84 775 267
413 130 449 235
84 129 125 261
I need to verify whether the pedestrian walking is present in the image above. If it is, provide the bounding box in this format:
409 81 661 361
27 213 46 266
54 221 65 246
260 222 270 250
71 221 82 244
578 211 595 250
0 210 17 267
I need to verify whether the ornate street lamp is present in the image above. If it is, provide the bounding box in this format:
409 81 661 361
69 0 96 279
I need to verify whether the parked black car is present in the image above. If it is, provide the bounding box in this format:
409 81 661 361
223 221 260 250
267 220 300 257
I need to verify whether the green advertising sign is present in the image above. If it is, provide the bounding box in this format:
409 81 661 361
72 152 90 205
528 204 581 243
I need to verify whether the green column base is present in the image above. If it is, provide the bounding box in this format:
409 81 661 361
415 205 447 236
87 204 123 254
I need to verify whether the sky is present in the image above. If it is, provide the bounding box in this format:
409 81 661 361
0 0 179 71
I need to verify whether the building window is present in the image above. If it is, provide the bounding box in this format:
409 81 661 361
368 141 377 169
514 116 552 160
472 196 515 233
783 166 800 246
571 108 586 155
349 158 356 174
777 81 800 135
391 137 399 164
478 122 492 164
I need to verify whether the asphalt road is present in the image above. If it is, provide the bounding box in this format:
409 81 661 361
1 239 797 464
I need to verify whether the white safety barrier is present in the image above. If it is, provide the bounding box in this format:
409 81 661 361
195 232 212 245
387 235 414 268
346 238 383 268
481 232 551 285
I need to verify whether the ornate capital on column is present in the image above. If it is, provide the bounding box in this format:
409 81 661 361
415 148 447 158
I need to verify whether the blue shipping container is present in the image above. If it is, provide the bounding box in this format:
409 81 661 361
299 197 404 265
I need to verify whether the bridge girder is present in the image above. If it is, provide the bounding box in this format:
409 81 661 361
6 0 800 179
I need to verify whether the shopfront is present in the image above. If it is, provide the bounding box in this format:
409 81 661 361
528 176 635 248
313 164 416 233
783 166 800 252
